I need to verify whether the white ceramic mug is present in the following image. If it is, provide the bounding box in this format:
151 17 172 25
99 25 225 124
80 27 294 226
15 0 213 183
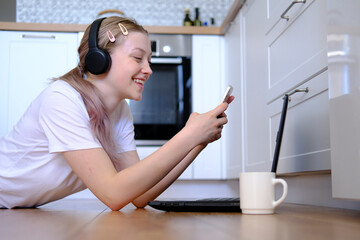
239 172 288 214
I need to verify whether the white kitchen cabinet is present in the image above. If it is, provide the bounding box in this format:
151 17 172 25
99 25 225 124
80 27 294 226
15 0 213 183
0 31 78 136
221 10 243 178
265 0 330 173
191 35 223 179
239 0 271 172
269 71 331 174
238 0 330 173
266 0 328 102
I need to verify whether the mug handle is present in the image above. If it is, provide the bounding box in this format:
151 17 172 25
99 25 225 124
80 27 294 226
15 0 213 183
272 178 288 208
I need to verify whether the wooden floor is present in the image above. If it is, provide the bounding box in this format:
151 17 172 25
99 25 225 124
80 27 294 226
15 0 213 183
1 198 360 240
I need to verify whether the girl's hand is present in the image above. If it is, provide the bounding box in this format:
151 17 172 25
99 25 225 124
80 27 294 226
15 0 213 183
185 100 232 145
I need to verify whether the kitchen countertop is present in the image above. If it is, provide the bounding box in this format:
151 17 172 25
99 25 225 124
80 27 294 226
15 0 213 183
1 198 360 240
0 0 244 35
0 22 223 35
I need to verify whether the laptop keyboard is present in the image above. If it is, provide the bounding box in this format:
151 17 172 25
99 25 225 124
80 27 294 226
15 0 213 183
197 198 240 202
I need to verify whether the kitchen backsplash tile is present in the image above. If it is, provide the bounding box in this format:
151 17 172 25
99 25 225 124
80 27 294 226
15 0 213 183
16 0 234 26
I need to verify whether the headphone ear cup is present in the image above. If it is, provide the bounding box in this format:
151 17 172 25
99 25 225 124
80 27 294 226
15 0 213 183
85 48 111 75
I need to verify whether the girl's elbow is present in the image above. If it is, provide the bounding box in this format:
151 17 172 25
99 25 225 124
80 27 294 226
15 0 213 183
132 199 148 208
101 195 129 211
107 200 146 210
106 201 127 211
98 191 148 210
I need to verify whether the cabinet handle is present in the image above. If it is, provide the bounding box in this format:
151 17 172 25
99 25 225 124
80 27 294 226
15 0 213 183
21 34 56 39
289 87 309 96
288 87 309 101
281 0 306 21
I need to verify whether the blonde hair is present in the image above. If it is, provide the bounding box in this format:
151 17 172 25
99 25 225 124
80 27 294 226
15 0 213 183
56 17 148 162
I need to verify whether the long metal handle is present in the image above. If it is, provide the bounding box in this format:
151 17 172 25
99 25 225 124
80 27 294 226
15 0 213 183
22 34 56 39
150 57 182 64
281 0 306 21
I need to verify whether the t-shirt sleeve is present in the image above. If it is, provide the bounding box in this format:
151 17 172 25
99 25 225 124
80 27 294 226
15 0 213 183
38 86 101 153
113 101 136 153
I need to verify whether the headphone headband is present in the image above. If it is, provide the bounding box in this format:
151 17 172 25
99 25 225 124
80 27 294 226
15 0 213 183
88 17 105 49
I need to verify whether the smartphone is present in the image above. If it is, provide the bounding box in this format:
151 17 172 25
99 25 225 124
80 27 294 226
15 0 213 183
221 85 233 103
217 85 233 118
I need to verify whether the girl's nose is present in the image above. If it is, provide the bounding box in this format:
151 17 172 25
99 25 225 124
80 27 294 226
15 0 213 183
143 61 152 75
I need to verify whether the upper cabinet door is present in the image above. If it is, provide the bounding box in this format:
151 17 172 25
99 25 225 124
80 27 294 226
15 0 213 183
0 31 78 136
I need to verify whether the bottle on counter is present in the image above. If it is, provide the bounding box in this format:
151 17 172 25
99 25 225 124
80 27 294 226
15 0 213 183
183 8 193 26
193 7 202 26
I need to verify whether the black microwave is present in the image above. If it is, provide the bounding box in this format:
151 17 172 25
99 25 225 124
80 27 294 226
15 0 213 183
128 35 192 145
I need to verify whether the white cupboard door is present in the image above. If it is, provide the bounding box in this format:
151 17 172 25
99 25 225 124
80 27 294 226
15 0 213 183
266 0 327 102
0 31 78 136
268 71 330 174
192 35 222 179
222 11 243 178
239 0 271 172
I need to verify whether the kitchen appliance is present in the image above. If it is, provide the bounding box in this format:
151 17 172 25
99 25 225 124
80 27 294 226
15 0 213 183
128 34 192 145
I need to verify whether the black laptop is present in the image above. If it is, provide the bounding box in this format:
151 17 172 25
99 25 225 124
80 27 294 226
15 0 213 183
147 95 289 212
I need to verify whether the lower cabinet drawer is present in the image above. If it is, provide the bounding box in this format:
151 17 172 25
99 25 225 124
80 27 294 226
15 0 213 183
268 70 330 174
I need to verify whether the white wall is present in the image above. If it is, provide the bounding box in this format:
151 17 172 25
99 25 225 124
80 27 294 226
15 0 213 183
15 0 234 26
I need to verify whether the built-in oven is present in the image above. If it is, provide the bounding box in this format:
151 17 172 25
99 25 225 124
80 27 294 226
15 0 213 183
128 35 192 145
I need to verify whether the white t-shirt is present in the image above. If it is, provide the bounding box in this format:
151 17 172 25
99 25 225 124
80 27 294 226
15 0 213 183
0 80 136 208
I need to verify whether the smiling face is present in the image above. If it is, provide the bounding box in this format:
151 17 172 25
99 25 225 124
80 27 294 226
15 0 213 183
100 31 152 102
